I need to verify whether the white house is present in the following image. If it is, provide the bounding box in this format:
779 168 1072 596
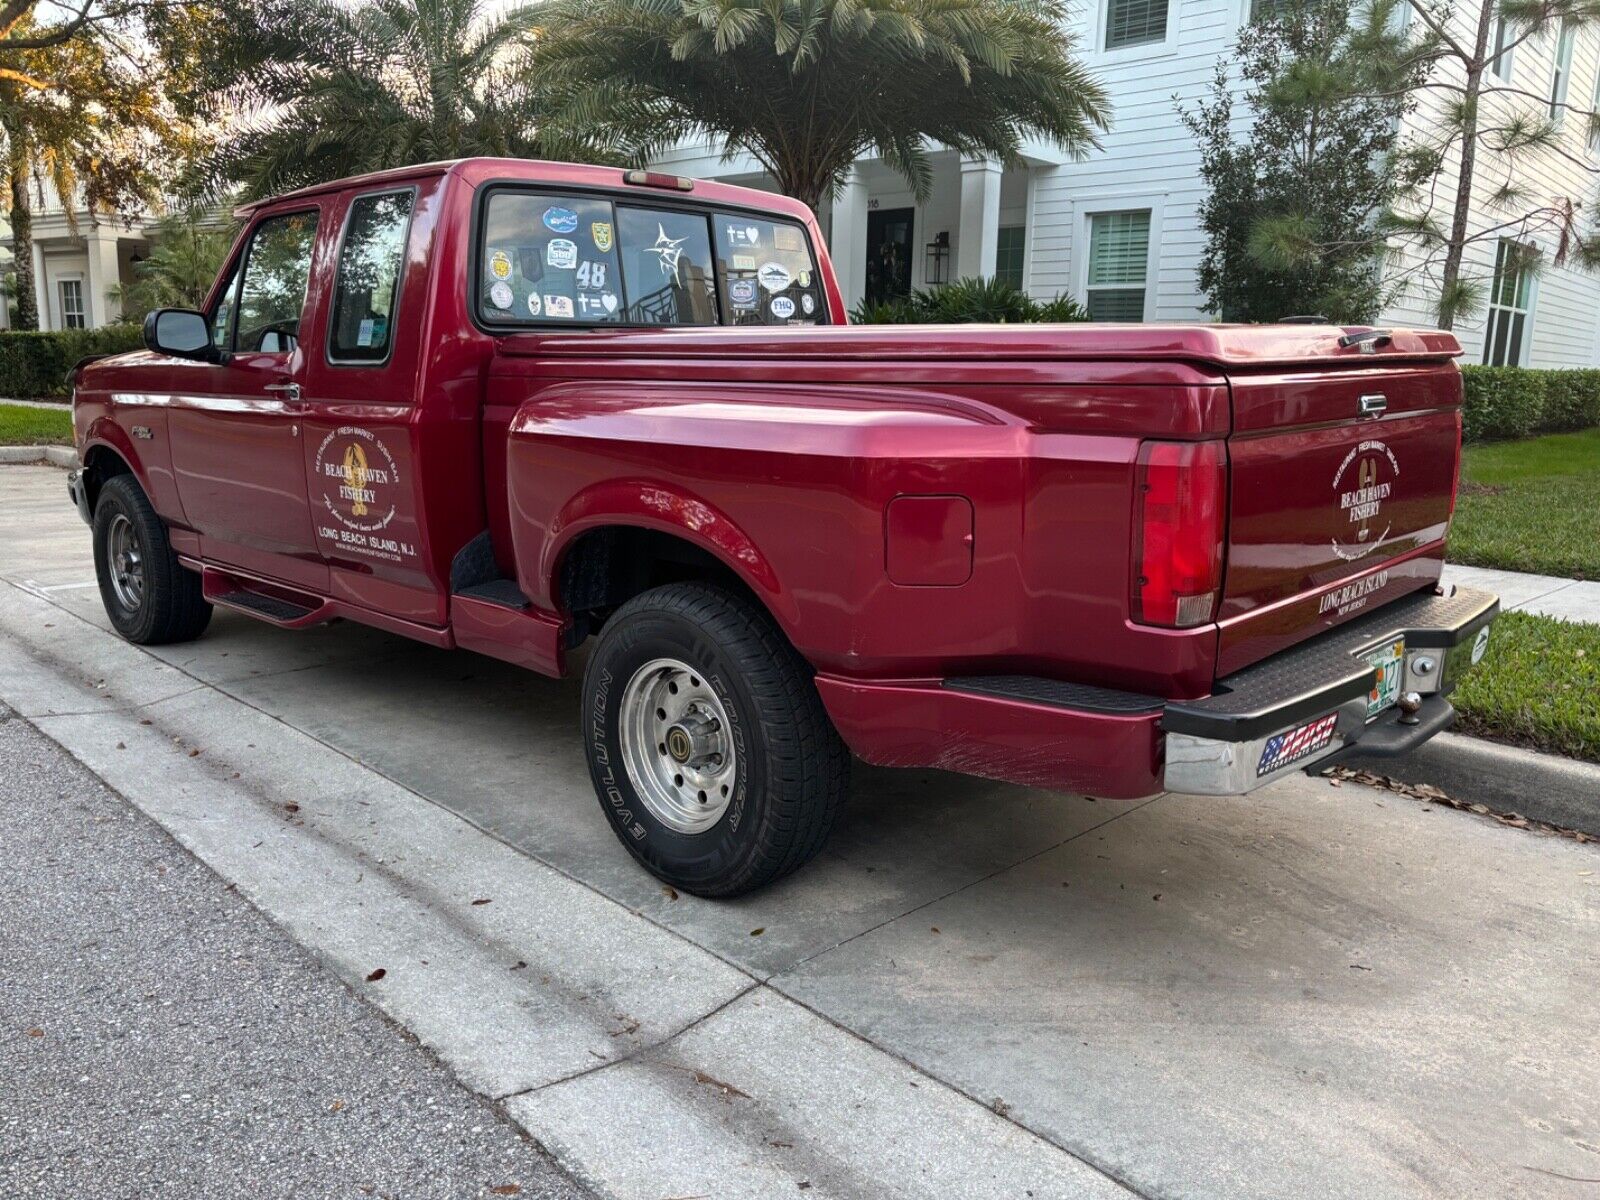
0 184 158 331
652 0 1600 368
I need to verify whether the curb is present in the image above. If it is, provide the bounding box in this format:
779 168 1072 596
0 446 77 468
1336 730 1600 836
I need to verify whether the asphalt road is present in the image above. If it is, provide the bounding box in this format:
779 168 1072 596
0 704 589 1200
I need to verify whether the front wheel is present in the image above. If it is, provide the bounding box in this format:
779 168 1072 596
580 582 849 897
92 474 211 645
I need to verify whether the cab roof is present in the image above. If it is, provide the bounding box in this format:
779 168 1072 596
232 157 818 225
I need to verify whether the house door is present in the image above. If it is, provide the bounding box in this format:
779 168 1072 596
865 207 914 305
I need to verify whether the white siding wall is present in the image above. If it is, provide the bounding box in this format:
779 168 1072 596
1383 13 1600 366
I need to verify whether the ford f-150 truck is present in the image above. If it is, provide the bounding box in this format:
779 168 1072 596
69 158 1499 896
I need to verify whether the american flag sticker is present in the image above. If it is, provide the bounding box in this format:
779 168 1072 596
1257 713 1340 776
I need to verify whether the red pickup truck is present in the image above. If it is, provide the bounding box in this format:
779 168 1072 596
69 158 1498 896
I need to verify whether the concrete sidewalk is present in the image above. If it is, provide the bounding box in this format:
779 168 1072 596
1442 562 1600 623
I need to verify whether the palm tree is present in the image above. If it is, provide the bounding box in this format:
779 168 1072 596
198 0 609 201
116 210 236 319
522 0 1109 214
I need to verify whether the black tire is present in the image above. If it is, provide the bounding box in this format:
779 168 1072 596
581 582 850 897
92 474 212 645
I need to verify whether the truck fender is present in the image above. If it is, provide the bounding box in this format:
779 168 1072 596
80 420 147 501
540 477 799 636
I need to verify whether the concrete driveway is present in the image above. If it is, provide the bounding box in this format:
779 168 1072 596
3 463 1598 1199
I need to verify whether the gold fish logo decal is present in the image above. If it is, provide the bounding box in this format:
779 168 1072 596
343 442 371 517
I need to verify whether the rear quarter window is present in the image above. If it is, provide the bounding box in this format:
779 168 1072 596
714 213 824 325
480 192 623 323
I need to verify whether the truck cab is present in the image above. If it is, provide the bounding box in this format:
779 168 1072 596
70 158 1498 897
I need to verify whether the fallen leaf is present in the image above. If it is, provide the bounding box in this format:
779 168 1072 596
116 742 125 750
691 1070 751 1100
284 803 300 814
1152 894 1162 902
1350 964 1372 971
489 1187 522 1196
509 961 527 971
25 1027 43 1037
661 885 679 901
329 1099 344 1112
749 927 765 937
139 719 152 725
365 968 386 982
930 927 940 934
188 749 200 758
470 898 491 906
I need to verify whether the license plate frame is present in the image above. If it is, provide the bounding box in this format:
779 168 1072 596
1361 637 1406 722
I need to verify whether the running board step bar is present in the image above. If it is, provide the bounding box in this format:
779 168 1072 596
201 568 333 629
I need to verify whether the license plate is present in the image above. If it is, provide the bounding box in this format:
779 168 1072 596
1361 638 1406 721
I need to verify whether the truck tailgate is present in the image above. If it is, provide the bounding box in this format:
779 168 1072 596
1218 361 1462 672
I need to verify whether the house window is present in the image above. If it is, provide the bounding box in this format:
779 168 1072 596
1250 0 1291 21
1590 68 1600 150
995 225 1026 290
58 278 85 329
1550 22 1575 121
1105 0 1167 49
1489 16 1513 81
1482 238 1535 366
1085 209 1151 321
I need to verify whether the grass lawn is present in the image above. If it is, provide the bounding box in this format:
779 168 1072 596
1452 611 1600 763
1450 427 1600 580
0 402 72 446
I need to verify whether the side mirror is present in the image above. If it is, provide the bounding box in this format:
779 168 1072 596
143 308 225 363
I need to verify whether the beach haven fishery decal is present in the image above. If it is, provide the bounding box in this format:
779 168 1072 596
1331 440 1399 561
314 426 416 563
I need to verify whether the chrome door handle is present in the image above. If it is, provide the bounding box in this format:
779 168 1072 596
265 381 302 403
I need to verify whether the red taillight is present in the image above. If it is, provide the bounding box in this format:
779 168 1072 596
1131 440 1226 628
1448 409 1463 520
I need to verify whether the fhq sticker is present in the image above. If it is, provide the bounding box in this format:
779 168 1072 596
757 262 792 292
527 292 542 317
313 426 415 564
591 222 614 252
543 206 579 233
800 294 816 315
546 238 578 270
544 294 574 318
728 278 758 309
489 250 512 280
488 281 514 310
769 295 796 319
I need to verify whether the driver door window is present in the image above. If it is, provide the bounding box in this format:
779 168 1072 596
233 210 319 352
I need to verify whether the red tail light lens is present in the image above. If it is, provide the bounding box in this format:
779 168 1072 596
1448 409 1463 520
1132 440 1226 628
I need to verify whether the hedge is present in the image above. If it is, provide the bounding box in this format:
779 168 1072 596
1460 366 1600 443
0 325 144 400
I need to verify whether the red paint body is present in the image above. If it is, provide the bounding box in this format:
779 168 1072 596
73 159 1466 800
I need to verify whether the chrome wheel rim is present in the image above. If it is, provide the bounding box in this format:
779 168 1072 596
618 657 738 835
106 513 145 612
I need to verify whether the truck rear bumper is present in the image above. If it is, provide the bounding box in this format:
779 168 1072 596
816 584 1497 801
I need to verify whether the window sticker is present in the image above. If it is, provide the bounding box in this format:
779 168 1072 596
591 222 613 251
757 262 792 292
547 238 578 270
488 281 514 309
732 254 756 271
729 278 758 309
545 294 574 318
490 250 513 280
801 294 816 315
575 260 609 291
527 292 542 317
774 225 802 252
725 221 762 248
769 296 795 319
543 206 579 233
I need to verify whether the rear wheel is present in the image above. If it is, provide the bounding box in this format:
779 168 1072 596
580 582 849 897
92 474 211 645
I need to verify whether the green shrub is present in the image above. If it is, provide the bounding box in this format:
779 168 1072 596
0 326 145 399
1459 366 1549 443
851 276 1089 325
1538 368 1600 433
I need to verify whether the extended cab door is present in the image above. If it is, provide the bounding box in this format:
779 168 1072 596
168 206 329 592
297 182 452 625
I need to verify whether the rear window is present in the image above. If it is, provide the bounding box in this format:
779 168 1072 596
477 189 825 328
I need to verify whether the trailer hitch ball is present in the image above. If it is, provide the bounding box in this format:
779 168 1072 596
1396 691 1424 726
